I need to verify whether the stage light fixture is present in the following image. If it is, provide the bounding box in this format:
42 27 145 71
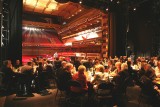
79 0 82 4
133 7 136 11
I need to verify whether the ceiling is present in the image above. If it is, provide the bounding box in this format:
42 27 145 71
23 0 84 20
23 0 104 38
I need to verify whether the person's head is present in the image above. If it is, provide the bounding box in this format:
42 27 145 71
61 61 67 68
121 63 128 71
95 59 100 65
47 60 51 64
128 57 132 62
27 62 32 66
65 63 73 72
16 60 20 65
141 61 147 70
98 65 105 73
3 60 12 68
78 65 86 74
115 61 121 70
107 60 113 66
144 64 151 71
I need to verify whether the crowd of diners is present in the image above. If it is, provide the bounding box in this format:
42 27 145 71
0 55 160 106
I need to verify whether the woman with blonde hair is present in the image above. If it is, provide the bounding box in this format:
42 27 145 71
71 65 88 93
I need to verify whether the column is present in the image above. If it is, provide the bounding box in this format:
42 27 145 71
101 13 109 58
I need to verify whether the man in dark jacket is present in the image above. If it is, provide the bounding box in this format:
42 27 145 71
1 60 15 92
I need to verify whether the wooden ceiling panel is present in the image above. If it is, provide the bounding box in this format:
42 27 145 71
23 0 104 37
24 6 34 11
44 8 53 14
23 0 85 20
34 8 44 13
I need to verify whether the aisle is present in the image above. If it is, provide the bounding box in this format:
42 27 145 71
3 89 59 107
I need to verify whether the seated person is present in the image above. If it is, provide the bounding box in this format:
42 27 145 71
72 65 88 93
110 61 121 76
13 59 22 69
140 75 160 107
56 61 67 78
35 62 46 91
106 60 116 73
155 61 160 78
91 65 106 87
143 64 156 80
112 63 129 94
112 63 130 107
20 62 34 94
58 63 73 91
1 60 15 92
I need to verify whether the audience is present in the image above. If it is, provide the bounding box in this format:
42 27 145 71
1 55 160 107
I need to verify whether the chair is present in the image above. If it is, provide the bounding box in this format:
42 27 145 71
54 77 66 101
138 90 152 107
66 80 87 107
121 76 131 95
138 76 156 107
95 82 114 107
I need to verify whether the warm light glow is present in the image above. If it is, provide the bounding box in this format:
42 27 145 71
26 0 37 6
75 36 83 41
45 8 53 12
64 42 72 46
23 0 26 3
36 2 46 7
75 32 99 41
79 1 82 4
23 27 44 31
47 3 58 10
51 0 57 2
133 7 136 11
106 8 109 11
24 0 58 10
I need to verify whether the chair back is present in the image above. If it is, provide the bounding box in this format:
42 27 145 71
98 82 114 90
97 82 114 96
68 80 85 94
55 77 66 91
69 80 82 88
121 76 131 94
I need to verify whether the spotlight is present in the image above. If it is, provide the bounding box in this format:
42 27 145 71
79 0 82 4
133 7 136 11
106 8 109 11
